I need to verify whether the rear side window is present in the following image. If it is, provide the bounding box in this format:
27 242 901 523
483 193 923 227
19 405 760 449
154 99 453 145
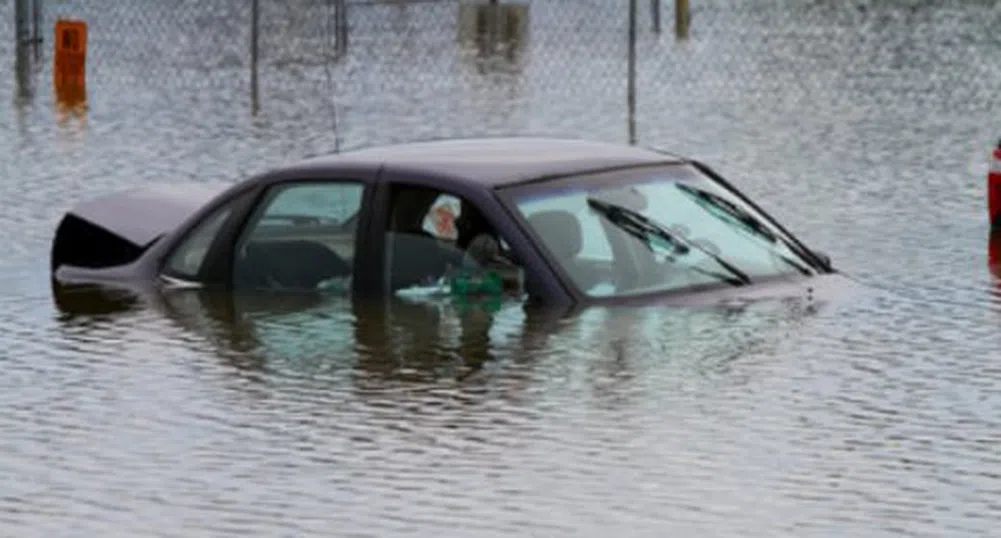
163 206 232 280
231 181 365 293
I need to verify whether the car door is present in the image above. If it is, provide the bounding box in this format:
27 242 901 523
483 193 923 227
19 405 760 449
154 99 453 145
227 178 374 295
159 175 378 296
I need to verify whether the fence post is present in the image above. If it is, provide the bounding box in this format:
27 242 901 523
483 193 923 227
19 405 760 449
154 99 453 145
627 0 637 145
31 0 42 56
14 0 28 45
675 0 689 40
488 0 500 53
335 0 348 57
250 0 260 114
651 0 661 34
15 0 31 100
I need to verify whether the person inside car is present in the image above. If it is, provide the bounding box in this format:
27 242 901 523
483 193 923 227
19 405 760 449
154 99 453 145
453 201 521 295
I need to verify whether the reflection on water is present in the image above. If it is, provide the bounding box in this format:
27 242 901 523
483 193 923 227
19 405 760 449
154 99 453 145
52 282 826 389
54 82 88 126
987 231 1001 309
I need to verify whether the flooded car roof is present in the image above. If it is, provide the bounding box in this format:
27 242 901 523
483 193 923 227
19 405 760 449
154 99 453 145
294 137 688 187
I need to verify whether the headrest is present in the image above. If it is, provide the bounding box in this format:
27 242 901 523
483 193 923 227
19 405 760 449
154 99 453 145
527 210 582 260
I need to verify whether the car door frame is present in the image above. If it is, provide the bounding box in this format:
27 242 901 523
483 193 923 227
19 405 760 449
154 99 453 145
366 166 574 308
153 163 383 298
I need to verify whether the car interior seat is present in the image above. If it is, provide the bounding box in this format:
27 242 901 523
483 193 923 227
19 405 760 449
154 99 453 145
526 210 598 291
237 239 351 291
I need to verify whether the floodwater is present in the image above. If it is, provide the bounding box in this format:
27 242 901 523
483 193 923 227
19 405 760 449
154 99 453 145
3 0 1001 535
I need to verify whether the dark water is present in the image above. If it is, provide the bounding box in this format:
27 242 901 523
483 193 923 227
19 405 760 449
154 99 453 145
3 0 1001 535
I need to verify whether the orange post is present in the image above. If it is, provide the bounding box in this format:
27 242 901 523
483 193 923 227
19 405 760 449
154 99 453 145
53 19 88 114
54 20 87 85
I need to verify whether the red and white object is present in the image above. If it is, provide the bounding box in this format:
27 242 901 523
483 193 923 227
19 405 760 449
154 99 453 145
989 140 1001 229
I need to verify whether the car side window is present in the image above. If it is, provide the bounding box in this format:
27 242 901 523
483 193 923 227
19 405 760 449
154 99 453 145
232 181 364 293
383 185 525 301
162 204 234 281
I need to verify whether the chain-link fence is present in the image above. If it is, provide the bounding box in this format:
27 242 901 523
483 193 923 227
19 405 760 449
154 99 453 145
4 0 1001 155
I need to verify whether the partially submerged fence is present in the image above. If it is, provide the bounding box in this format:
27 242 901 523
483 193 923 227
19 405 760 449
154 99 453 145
5 0 999 153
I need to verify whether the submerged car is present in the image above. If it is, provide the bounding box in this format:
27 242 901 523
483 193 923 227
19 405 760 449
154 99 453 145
50 137 845 311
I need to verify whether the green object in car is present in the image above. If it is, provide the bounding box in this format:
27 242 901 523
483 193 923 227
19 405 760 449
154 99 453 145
449 269 503 297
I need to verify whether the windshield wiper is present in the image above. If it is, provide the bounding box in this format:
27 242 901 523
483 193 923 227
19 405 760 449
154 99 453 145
675 183 812 276
676 183 778 242
586 197 752 287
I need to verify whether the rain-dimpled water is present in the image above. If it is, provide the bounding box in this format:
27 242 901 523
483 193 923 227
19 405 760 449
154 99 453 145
2 0 1001 536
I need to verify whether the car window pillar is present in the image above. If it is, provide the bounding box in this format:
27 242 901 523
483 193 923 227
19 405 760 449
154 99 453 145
351 170 387 300
193 186 266 288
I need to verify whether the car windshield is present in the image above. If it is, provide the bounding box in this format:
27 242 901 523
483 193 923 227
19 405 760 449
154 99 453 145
501 163 818 299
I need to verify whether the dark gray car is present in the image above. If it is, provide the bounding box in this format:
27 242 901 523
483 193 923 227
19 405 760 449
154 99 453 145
50 137 846 312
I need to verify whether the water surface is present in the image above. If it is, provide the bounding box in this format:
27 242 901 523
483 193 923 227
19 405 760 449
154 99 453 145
2 0 1001 535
